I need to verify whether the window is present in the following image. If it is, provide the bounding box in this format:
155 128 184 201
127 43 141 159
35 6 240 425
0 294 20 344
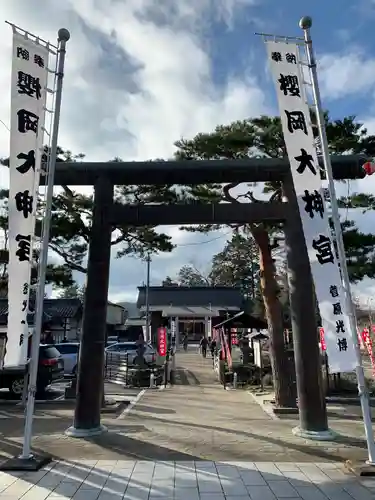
118 343 138 351
40 346 61 359
56 344 79 355
106 344 120 352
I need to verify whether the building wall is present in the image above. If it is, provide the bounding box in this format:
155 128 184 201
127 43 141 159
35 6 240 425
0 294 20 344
49 318 81 343
106 304 125 325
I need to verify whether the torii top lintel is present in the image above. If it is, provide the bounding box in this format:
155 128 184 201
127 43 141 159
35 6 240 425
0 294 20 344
49 155 368 186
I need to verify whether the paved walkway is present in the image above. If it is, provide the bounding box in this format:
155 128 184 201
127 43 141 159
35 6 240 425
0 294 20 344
1 347 375 498
1 459 374 500
0 346 370 463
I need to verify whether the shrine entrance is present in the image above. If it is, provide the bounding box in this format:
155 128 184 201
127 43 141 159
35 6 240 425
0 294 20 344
50 154 368 439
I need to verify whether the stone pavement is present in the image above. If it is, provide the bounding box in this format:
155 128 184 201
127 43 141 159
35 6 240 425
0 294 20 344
0 346 373 484
1 459 375 499
1 348 375 498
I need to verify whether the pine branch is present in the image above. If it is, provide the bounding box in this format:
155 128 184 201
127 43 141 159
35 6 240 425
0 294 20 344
49 243 87 273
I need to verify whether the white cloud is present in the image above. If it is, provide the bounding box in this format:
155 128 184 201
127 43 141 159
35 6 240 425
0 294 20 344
318 50 375 100
0 0 266 301
0 0 268 162
1 1 375 304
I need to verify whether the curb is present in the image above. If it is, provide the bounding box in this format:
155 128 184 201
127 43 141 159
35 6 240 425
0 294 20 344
326 396 375 405
117 389 146 419
248 391 279 420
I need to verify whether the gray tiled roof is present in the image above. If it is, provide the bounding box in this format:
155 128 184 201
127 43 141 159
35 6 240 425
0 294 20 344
0 298 82 325
137 286 243 310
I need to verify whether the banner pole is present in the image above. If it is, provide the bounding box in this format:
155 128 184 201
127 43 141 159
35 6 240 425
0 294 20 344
20 28 70 463
299 15 375 464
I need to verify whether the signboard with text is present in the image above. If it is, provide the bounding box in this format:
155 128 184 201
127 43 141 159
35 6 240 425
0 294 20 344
157 327 167 357
266 41 356 373
5 32 49 367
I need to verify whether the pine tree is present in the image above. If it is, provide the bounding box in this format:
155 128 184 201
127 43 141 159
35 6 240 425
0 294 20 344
175 114 375 407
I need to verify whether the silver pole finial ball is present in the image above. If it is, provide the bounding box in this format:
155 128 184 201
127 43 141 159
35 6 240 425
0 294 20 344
299 16 312 30
58 28 71 42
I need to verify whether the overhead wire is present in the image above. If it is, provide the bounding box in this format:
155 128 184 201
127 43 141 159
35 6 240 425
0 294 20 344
175 231 232 247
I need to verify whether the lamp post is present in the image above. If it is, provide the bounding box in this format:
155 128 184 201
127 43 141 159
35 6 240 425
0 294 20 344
145 252 151 343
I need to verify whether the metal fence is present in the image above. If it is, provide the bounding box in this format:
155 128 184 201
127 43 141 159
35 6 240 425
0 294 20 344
104 352 129 386
104 351 173 388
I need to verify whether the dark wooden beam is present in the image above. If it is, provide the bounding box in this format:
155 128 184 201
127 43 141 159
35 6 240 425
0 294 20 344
109 202 289 226
50 155 368 186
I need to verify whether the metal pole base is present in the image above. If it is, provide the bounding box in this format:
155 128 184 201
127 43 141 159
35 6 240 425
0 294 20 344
345 459 375 476
292 426 337 441
0 454 51 471
65 424 107 438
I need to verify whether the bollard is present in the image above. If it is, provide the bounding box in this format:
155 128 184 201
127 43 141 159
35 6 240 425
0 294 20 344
164 360 168 388
233 371 238 389
150 371 155 389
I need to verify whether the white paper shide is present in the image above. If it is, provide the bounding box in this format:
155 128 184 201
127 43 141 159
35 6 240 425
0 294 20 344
266 41 356 373
5 33 49 367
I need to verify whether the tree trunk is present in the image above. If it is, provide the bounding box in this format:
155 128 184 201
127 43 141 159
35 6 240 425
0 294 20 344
252 226 295 407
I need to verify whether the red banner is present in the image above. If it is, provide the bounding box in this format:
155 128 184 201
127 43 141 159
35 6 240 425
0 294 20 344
157 327 167 357
222 329 233 369
231 328 238 345
361 328 375 376
319 327 326 351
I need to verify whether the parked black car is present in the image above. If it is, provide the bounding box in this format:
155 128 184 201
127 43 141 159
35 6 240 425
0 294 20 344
0 344 64 397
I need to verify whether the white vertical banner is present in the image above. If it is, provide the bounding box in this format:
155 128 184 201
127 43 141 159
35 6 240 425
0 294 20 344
171 317 176 345
5 32 49 367
266 41 356 373
207 315 212 338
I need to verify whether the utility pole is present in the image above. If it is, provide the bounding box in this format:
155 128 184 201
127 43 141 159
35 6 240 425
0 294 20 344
145 253 151 343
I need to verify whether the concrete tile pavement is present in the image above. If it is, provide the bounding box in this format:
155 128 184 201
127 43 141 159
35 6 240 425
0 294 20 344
0 459 374 499
114 350 370 463
0 347 372 467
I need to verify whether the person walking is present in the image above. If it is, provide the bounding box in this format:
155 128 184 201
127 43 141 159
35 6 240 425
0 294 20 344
200 335 208 358
183 334 188 351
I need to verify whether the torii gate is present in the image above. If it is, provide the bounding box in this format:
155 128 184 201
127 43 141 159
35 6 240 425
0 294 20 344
51 154 368 439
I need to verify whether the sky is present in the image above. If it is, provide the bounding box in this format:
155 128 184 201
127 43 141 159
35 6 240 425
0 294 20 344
1 0 375 306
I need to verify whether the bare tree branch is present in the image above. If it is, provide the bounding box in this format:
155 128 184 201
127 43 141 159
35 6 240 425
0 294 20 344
49 243 87 274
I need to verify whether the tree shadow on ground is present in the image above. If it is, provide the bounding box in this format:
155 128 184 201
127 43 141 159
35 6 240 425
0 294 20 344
132 405 176 415
0 449 373 500
174 369 201 385
119 413 368 463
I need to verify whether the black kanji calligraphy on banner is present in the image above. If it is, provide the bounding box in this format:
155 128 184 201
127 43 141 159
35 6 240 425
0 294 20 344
285 110 307 135
286 53 296 64
302 189 324 218
15 234 31 262
19 334 24 346
271 51 282 62
329 285 339 298
337 338 348 351
336 319 345 333
312 234 334 265
17 71 42 99
278 74 300 97
295 148 317 175
332 302 343 315
15 190 33 218
34 54 45 68
17 47 29 60
22 300 27 312
17 109 39 134
16 150 36 173
23 282 29 295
